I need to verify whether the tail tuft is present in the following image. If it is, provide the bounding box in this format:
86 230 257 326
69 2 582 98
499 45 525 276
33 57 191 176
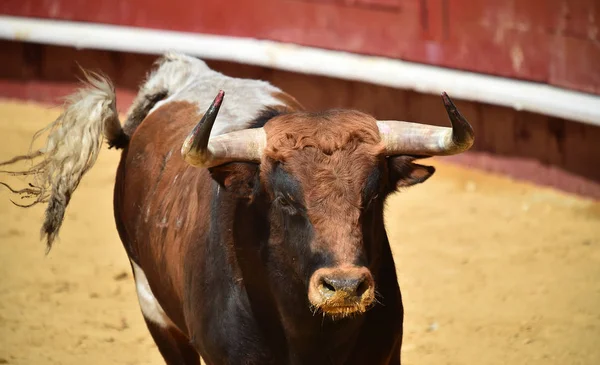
0 70 127 251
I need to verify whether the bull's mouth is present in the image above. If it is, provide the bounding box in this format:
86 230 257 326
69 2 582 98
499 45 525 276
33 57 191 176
310 288 376 319
312 302 372 319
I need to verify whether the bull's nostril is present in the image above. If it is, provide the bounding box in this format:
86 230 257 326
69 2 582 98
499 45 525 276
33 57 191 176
356 279 368 297
320 276 369 297
321 279 336 293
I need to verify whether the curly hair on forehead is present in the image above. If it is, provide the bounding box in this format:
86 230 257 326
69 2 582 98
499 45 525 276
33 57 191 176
261 109 386 217
263 109 384 162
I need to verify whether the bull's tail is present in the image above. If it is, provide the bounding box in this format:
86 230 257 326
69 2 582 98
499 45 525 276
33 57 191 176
0 71 128 252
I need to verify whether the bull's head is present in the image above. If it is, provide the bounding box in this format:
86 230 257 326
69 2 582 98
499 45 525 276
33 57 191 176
181 91 474 319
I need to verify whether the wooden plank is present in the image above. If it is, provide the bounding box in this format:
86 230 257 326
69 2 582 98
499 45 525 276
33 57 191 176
514 112 564 166
551 35 600 94
563 120 600 181
561 0 600 40
348 82 409 120
478 104 516 155
0 40 26 79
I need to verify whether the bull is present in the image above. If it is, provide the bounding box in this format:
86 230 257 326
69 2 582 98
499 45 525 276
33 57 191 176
2 53 474 364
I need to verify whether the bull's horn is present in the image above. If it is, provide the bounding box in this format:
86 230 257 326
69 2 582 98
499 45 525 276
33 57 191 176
377 92 474 156
182 90 266 168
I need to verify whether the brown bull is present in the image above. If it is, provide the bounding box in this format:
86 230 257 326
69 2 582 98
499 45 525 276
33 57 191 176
1 53 474 364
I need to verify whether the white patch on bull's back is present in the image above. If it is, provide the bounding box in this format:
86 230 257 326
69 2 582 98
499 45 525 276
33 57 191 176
136 52 285 136
131 260 172 328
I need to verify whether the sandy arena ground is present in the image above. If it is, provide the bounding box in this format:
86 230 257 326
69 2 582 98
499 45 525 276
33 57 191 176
0 100 599 365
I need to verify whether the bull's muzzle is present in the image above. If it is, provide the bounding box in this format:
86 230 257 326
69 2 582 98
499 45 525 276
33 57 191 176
308 266 375 319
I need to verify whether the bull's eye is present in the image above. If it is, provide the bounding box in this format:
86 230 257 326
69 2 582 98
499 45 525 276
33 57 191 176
278 196 289 206
276 195 297 215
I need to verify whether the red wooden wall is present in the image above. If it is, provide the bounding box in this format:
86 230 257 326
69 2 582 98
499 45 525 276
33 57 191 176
2 0 599 95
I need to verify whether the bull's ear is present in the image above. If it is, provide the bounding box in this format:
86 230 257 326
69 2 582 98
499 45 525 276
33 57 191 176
209 162 260 200
388 155 435 188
